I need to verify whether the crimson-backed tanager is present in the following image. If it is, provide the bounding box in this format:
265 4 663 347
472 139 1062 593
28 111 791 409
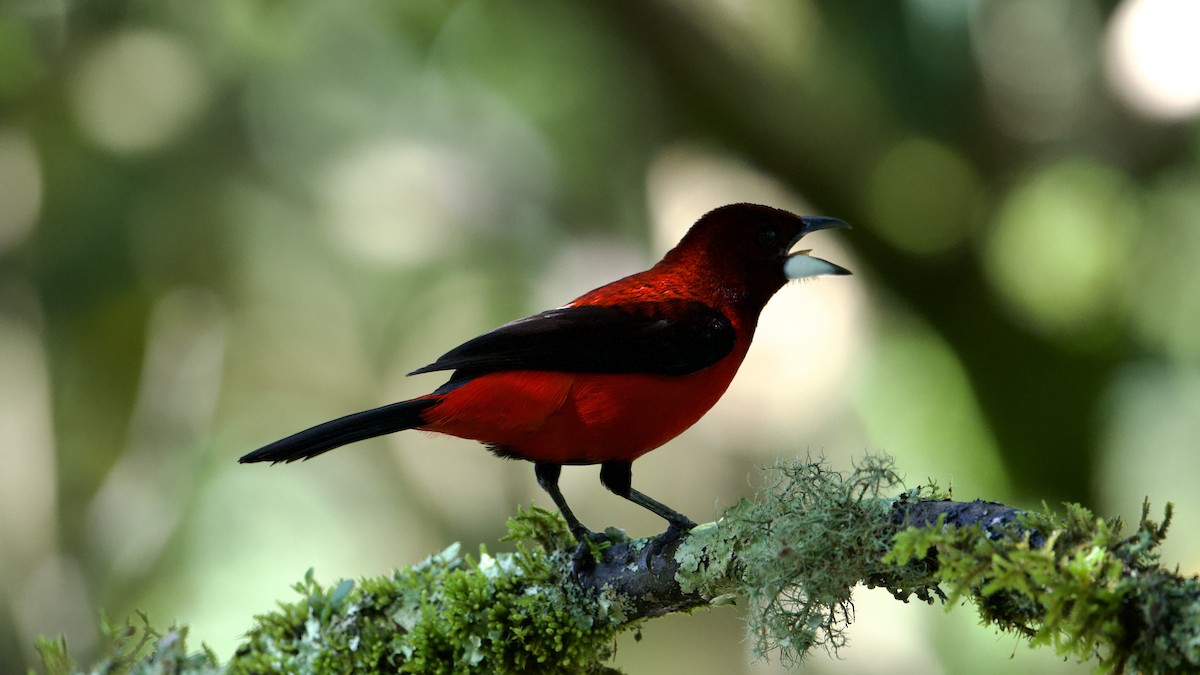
240 203 850 540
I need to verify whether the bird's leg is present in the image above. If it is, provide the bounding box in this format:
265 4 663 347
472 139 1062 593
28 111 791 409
534 462 596 542
599 461 698 533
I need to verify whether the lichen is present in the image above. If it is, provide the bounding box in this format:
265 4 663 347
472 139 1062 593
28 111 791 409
673 520 740 597
720 455 946 665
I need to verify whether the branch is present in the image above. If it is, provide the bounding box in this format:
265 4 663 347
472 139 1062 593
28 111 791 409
39 457 1200 674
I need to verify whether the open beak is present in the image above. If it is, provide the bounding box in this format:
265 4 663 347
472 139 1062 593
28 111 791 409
784 216 852 280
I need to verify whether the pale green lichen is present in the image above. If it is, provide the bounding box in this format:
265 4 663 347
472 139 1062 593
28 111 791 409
721 455 946 665
673 519 743 597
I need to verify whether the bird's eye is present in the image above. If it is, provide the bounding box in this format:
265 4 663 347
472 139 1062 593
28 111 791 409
755 227 779 250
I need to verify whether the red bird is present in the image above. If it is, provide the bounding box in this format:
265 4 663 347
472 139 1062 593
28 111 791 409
240 203 849 540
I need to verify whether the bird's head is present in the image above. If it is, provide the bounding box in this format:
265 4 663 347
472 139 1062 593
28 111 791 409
662 203 851 309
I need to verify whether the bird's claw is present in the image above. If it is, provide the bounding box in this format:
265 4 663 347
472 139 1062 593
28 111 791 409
668 517 698 534
644 520 696 558
570 529 611 570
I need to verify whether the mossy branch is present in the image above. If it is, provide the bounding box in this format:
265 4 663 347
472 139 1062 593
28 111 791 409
40 456 1200 674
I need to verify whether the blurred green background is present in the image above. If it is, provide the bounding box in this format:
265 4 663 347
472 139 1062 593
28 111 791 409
2 0 1198 672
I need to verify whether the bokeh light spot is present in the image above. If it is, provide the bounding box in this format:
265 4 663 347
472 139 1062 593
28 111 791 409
970 0 1099 141
0 311 57 565
984 159 1139 339
1106 0 1200 121
1098 365 1200 571
857 311 1009 498
868 136 981 256
683 0 821 77
1125 172 1200 361
70 30 209 154
0 129 42 252
319 140 494 265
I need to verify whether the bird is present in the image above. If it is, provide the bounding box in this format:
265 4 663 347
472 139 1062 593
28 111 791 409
240 203 850 541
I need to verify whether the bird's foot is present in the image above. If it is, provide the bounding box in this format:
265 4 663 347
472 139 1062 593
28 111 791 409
666 516 698 535
570 526 629 570
571 531 607 571
643 518 697 559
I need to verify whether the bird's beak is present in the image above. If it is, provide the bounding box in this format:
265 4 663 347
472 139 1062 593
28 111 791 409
784 216 852 280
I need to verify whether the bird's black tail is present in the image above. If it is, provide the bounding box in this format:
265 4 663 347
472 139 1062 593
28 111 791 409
239 397 439 464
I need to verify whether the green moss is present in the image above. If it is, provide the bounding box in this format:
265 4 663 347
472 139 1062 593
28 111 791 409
228 507 624 674
886 500 1200 672
37 612 220 675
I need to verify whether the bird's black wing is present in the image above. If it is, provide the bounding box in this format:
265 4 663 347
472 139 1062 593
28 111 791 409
408 301 735 378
